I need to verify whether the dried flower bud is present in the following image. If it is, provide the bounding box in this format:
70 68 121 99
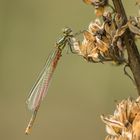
88 19 102 33
95 7 105 16
83 0 109 16
112 24 128 44
83 0 93 4
136 0 140 5
127 18 140 36
83 0 108 7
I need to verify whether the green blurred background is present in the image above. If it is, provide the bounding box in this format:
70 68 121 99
0 0 139 140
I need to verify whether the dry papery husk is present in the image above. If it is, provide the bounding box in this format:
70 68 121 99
101 96 140 140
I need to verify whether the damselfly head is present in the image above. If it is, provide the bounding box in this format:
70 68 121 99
62 27 72 35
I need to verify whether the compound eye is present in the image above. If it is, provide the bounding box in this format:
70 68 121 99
62 27 72 34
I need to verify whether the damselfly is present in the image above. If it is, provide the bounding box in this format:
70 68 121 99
25 27 79 134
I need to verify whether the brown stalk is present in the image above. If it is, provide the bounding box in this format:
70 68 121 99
112 0 140 95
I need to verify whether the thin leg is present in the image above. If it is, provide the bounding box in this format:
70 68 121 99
67 38 78 54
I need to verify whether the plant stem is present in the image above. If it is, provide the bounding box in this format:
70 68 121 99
112 0 140 95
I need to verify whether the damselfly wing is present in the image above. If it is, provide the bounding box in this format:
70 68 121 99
25 48 62 134
25 27 79 134
26 48 61 112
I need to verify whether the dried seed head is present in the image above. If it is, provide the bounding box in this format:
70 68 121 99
81 17 127 64
101 96 140 140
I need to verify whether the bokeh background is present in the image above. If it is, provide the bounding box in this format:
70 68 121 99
0 0 139 140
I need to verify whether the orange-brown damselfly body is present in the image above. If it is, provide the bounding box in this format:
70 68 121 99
25 28 78 134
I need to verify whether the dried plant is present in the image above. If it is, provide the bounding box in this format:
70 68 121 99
80 0 140 139
73 12 127 64
101 97 140 140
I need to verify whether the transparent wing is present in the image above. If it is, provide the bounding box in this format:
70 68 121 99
26 48 62 111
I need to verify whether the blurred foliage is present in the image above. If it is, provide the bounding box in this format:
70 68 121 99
0 0 138 140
